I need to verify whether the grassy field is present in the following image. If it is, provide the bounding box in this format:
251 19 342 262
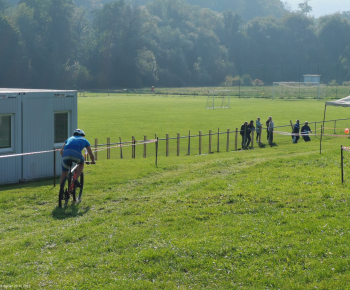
1 94 350 289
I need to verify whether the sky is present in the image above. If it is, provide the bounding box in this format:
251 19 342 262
286 0 350 17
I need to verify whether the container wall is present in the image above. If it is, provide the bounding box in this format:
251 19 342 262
0 95 22 184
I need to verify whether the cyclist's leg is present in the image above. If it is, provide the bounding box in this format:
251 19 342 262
61 156 72 180
60 171 68 186
71 153 85 186
62 152 83 183
74 163 84 181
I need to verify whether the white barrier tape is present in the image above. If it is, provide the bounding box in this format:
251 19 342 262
275 131 350 138
274 131 316 136
0 139 158 159
92 139 158 152
342 147 350 152
321 134 350 137
0 149 60 159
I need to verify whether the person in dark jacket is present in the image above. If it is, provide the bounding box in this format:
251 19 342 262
301 121 312 142
266 117 271 141
292 120 300 143
247 120 255 148
240 121 249 149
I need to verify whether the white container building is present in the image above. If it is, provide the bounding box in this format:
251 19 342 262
0 89 77 184
303 75 321 83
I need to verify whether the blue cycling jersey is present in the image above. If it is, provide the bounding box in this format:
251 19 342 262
61 136 91 172
64 136 91 154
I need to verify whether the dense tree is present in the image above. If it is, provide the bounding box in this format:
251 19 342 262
244 16 286 64
317 15 350 63
0 0 349 88
90 0 154 87
0 13 29 87
298 0 312 16
317 14 350 82
282 12 318 63
13 0 76 88
0 0 8 10
219 10 243 71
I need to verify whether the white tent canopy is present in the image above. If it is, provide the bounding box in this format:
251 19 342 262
320 96 350 153
325 96 350 107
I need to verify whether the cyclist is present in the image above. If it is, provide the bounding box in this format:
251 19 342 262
60 129 95 187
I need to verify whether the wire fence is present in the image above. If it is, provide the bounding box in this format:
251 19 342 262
2 117 350 186
79 85 350 100
79 63 350 99
88 118 350 161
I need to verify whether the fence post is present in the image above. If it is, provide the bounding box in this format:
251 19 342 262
217 128 220 152
235 128 238 151
143 135 147 158
226 129 230 152
341 145 344 183
209 130 212 153
334 120 336 134
199 131 202 155
134 137 136 158
132 136 135 159
314 123 316 136
187 131 191 155
94 138 98 161
53 148 56 187
107 137 110 159
155 134 158 159
166 134 169 157
320 125 323 154
156 137 158 167
119 137 123 159
177 133 180 156
258 127 261 147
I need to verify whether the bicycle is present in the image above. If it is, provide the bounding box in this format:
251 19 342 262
58 161 92 207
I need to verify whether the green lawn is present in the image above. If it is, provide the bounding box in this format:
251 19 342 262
1 94 350 289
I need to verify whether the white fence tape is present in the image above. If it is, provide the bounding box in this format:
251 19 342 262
275 131 350 138
0 139 158 159
0 149 60 159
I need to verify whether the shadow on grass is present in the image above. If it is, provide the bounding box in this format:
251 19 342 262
257 142 267 148
51 203 90 220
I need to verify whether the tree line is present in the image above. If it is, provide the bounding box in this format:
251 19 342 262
0 0 349 89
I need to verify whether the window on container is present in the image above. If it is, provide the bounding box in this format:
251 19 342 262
54 112 69 144
0 115 12 149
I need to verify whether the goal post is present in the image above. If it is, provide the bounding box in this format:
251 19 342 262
272 82 325 100
206 90 231 109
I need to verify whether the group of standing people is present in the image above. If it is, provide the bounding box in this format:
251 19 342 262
241 117 312 150
292 120 312 143
240 116 274 149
